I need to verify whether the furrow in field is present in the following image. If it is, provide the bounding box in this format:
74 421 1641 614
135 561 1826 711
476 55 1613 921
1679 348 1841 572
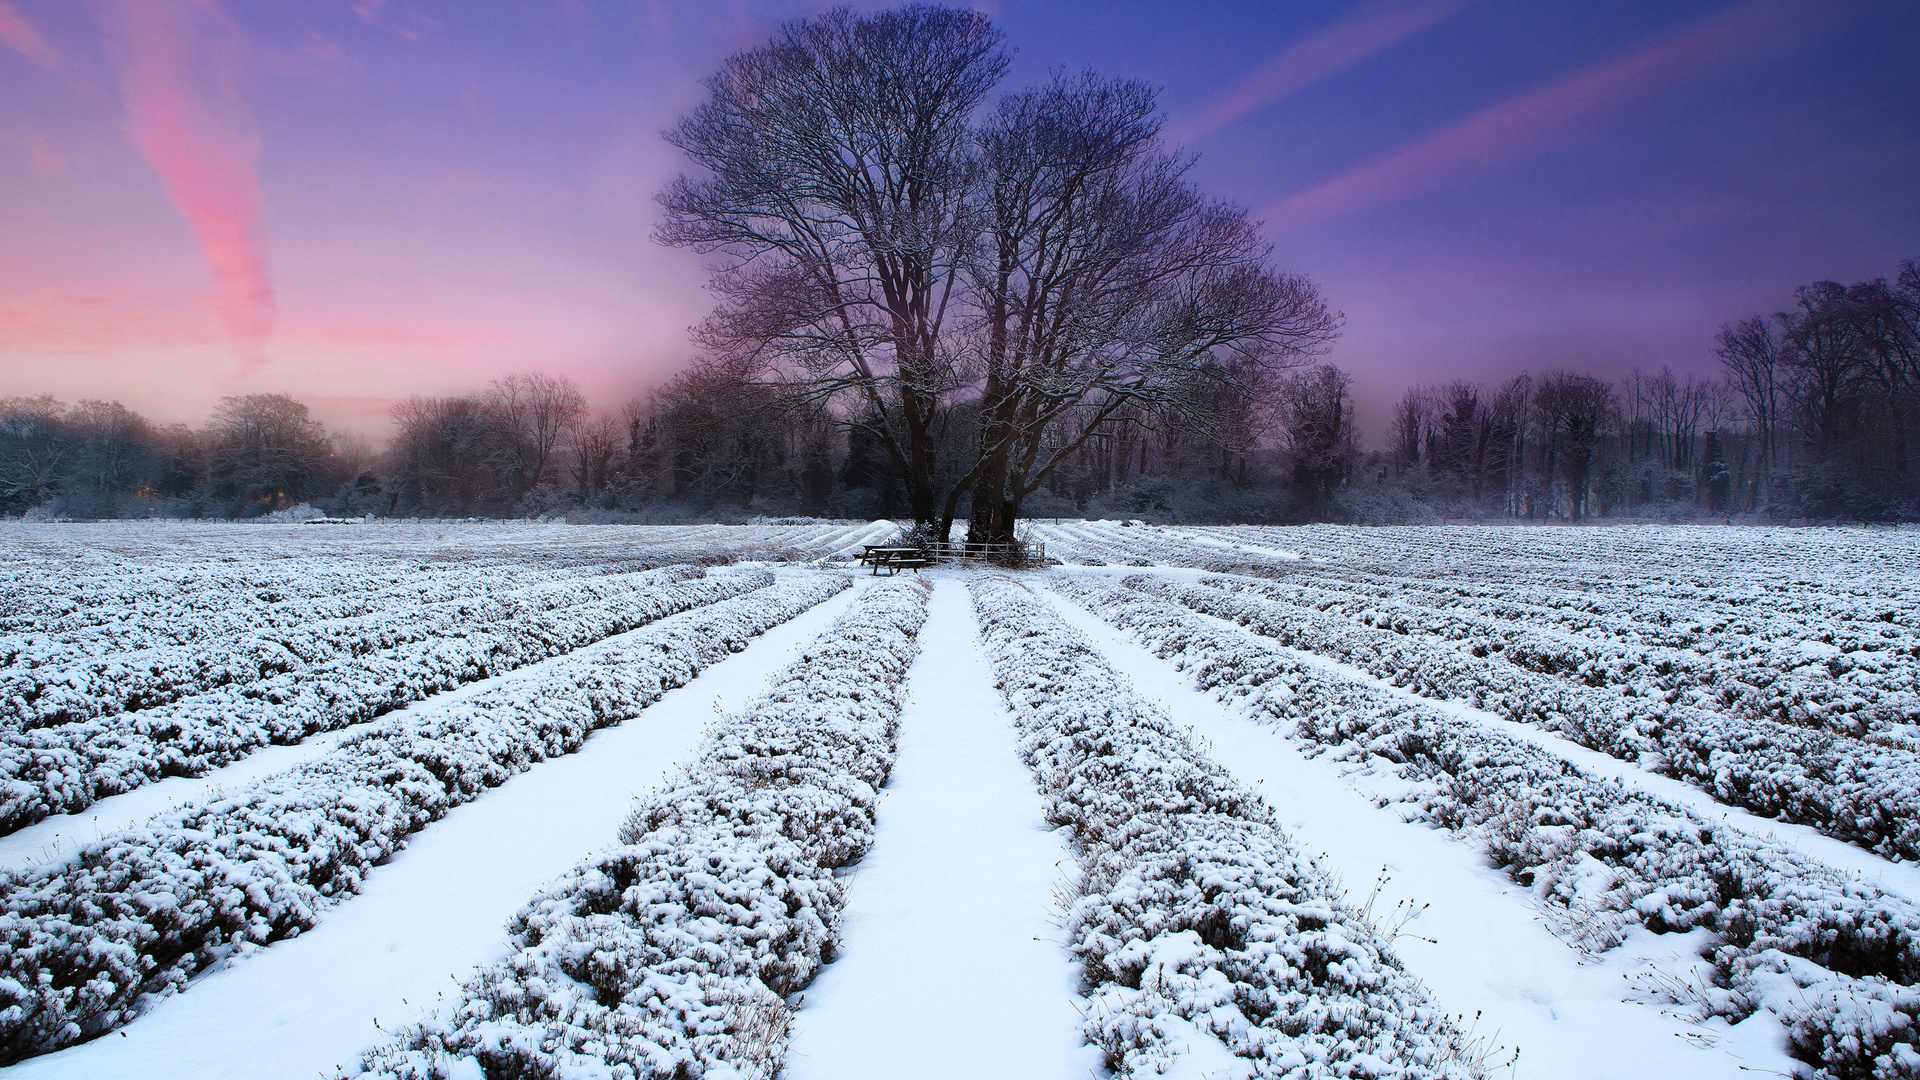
1 577 872 1080
785 578 1096 1080
0 572 852 1063
1038 580 1795 1080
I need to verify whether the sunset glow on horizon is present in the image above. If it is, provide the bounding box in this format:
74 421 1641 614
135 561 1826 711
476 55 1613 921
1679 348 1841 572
2 0 1915 441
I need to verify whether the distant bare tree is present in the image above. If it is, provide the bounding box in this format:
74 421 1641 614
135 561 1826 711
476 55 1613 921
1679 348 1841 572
1277 364 1356 503
1390 386 1432 473
387 395 495 514
568 415 623 500
1535 373 1614 521
485 373 586 496
1716 315 1783 505
209 394 334 511
65 400 152 512
0 396 71 514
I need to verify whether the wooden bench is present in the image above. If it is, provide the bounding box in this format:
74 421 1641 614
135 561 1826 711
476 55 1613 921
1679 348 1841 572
859 546 930 575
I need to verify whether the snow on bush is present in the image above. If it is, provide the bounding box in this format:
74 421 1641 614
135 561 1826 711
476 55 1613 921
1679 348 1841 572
0 571 850 1064
350 577 932 1080
1054 575 1920 1080
0 565 699 728
1206 573 1918 748
0 567 772 836
969 575 1476 1080
1147 576 1920 863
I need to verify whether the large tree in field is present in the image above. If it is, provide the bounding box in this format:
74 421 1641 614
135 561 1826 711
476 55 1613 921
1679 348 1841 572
657 5 1336 541
657 5 1006 531
955 73 1337 543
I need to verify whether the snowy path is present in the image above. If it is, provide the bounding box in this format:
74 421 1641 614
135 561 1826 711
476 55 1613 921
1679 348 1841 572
785 576 1099 1080
7 581 869 1080
1040 586 1801 1080
1172 602 1920 905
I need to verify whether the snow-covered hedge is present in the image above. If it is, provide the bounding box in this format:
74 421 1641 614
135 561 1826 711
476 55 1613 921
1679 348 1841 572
0 566 700 729
1149 576 1920 863
0 559 575 665
351 577 931 1080
1207 573 1918 747
0 567 767 836
1055 575 1920 1080
0 571 850 1065
969 575 1475 1079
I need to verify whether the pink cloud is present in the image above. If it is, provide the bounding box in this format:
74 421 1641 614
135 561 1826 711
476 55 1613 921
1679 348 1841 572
287 320 517 351
0 0 59 68
1169 0 1475 146
1263 0 1846 232
0 293 216 353
18 132 68 175
98 0 277 372
0 292 523 358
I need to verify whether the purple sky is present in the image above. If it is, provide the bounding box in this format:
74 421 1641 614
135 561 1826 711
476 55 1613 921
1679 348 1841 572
2 0 1916 442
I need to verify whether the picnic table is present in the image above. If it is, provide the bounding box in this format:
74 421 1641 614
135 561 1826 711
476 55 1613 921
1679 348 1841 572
859 546 930 575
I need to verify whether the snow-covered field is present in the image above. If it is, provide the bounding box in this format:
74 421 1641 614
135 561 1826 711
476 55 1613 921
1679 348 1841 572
0 520 1915 1079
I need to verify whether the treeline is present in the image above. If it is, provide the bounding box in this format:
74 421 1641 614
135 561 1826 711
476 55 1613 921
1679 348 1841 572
5 257 1914 525
0 393 355 520
1380 257 1920 523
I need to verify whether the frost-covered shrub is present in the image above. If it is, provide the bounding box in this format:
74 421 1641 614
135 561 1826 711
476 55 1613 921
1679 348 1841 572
0 567 768 836
0 572 850 1065
1205 572 1919 747
969 575 1474 1079
0 565 700 728
1148 576 1920 863
1054 575 1920 1080
352 578 931 1080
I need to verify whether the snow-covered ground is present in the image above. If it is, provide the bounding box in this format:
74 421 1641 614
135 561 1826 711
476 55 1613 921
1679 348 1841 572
2 521 1916 1080
784 580 1098 1080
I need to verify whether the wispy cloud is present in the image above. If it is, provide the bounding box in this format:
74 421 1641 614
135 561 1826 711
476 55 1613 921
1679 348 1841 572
1262 0 1855 232
0 292 519 356
0 293 215 353
0 0 60 68
1168 0 1475 145
97 0 277 371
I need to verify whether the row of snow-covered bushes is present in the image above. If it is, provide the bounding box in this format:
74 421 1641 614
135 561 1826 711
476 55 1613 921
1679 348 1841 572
0 567 762 836
1211 572 1918 745
0 559 577 661
1150 576 1920 862
969 575 1474 1079
1 565 701 729
1055 575 1920 1080
1258 558 1918 656
0 571 850 1064
0 557 428 633
353 577 930 1080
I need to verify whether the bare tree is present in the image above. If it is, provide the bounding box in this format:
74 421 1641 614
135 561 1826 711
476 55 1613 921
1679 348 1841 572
568 415 624 501
657 9 1334 542
1535 373 1614 521
1277 364 1356 503
0 396 71 514
1390 386 1431 474
656 6 1007 531
1716 315 1783 507
386 395 495 514
954 72 1338 543
209 394 334 512
65 400 153 513
485 373 586 496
